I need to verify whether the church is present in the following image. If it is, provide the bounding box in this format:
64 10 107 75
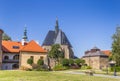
42 18 74 59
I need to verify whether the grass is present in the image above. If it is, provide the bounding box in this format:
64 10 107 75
0 70 119 81
72 69 120 76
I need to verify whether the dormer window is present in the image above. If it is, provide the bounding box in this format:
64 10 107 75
13 46 19 49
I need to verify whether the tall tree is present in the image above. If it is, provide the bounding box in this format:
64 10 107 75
2 33 12 41
112 26 120 66
48 44 64 65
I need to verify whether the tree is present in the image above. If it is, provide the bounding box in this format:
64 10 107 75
27 58 33 65
112 26 120 66
37 59 44 66
48 44 64 65
2 33 12 41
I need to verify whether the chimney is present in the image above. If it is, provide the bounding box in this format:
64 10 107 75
0 29 4 69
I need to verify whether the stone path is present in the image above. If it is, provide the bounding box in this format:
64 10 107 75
65 71 120 79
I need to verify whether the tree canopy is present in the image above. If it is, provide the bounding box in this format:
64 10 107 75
2 33 12 41
48 44 64 63
112 26 120 66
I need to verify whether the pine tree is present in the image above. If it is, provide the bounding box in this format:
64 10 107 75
112 26 120 66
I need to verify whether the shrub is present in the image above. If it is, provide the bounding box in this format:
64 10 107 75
110 66 120 72
27 58 33 65
61 59 69 66
37 59 44 66
53 64 69 71
69 59 74 66
86 66 92 69
75 59 81 66
34 66 49 71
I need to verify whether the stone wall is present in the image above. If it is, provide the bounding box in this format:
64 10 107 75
20 52 47 69
83 56 108 69
100 57 109 69
83 56 100 69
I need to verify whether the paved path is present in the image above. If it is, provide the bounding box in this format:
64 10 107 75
65 71 120 79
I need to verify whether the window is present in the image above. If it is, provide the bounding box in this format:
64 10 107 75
30 56 34 59
12 64 19 69
40 56 44 60
13 55 19 60
4 56 9 60
13 46 19 49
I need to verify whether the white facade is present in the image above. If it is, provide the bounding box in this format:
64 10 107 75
2 53 19 70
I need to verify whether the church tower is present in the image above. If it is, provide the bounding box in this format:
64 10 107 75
21 25 28 45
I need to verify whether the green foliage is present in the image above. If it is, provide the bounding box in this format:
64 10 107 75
34 66 49 71
37 59 44 66
53 64 69 71
27 58 33 65
75 59 85 66
2 33 12 41
86 66 92 69
69 59 74 65
48 44 64 64
61 59 69 66
110 66 120 72
112 27 120 66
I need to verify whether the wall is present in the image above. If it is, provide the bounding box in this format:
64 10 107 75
83 56 109 69
83 56 100 69
20 52 47 69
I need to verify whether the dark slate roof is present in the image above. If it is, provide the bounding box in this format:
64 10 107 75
42 31 55 46
42 30 72 47
83 51 108 57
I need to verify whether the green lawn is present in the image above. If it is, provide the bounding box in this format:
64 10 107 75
0 70 119 81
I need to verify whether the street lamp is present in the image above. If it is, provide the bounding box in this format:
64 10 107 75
109 61 117 76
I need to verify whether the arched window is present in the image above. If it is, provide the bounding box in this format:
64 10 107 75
4 56 9 60
12 64 19 69
13 55 19 60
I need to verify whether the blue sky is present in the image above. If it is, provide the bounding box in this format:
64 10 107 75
0 0 120 57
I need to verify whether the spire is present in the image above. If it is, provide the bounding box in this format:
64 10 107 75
22 25 28 41
55 17 59 34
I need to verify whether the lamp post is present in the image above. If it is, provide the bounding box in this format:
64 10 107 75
109 61 117 76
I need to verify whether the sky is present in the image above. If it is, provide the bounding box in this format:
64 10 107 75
0 0 120 57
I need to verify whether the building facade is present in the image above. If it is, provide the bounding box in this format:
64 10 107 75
82 47 109 69
0 28 47 70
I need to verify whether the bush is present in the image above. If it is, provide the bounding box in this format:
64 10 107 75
69 59 74 66
86 66 92 69
53 64 69 71
34 66 49 71
61 59 69 66
27 58 33 65
37 59 44 66
75 59 81 66
110 66 120 72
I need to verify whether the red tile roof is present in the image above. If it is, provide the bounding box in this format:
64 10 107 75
2 40 47 53
102 50 111 56
21 40 47 53
2 41 24 53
